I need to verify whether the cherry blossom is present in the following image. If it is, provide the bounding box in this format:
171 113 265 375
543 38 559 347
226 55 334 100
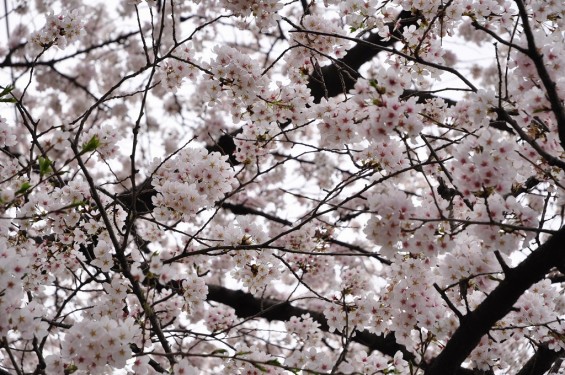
2 0 565 374
29 9 85 50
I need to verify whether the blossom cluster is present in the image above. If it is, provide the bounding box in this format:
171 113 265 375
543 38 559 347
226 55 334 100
222 344 287 374
314 69 422 173
29 9 85 50
205 305 239 332
287 14 352 73
218 0 283 29
87 276 130 320
285 347 333 373
463 279 565 370
275 222 337 288
364 185 418 257
172 358 201 375
233 121 279 163
208 45 270 113
0 116 17 147
386 254 455 346
225 218 283 294
0 238 48 341
81 123 123 159
150 147 236 221
47 316 141 374
448 127 517 200
285 313 323 346
338 0 382 30
158 43 200 92
350 350 408 374
140 249 210 318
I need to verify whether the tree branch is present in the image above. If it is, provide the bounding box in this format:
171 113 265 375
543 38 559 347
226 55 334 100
514 0 565 153
306 10 418 103
515 344 563 375
206 284 415 362
426 226 565 374
207 284 493 374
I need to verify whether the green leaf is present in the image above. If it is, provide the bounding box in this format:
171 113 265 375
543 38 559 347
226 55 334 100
38 157 52 177
0 86 16 103
70 199 86 208
15 182 31 196
210 349 228 355
64 363 78 374
0 85 14 97
81 135 100 153
251 363 267 372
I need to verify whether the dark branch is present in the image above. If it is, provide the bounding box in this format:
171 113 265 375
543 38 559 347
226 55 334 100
221 202 293 226
307 10 418 103
206 284 416 362
515 344 563 375
514 0 565 153
426 226 565 374
206 284 493 374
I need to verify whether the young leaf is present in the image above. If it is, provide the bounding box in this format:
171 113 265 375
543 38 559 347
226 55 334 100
15 182 31 196
0 85 14 97
38 157 52 177
0 85 16 103
81 135 100 153
210 349 228 355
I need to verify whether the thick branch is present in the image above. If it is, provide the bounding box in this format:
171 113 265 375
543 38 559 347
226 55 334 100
206 284 414 362
514 0 565 152
426 226 565 374
207 285 490 374
307 10 418 103
515 344 563 375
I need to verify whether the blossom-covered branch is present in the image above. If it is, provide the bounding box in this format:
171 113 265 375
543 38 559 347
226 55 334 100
2 0 565 374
